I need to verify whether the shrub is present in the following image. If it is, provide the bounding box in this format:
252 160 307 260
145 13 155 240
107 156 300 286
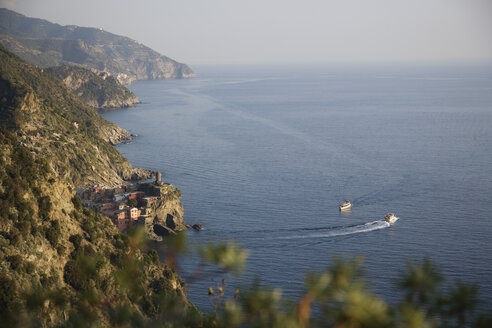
145 249 159 264
24 261 35 274
7 255 23 271
16 220 31 235
38 196 52 220
141 296 157 317
56 244 66 255
82 207 92 217
127 198 138 208
71 195 82 210
0 274 17 318
64 248 105 292
69 234 83 249
8 228 22 246
151 277 172 295
45 220 61 247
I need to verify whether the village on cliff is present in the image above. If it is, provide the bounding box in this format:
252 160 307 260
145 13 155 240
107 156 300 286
76 172 169 231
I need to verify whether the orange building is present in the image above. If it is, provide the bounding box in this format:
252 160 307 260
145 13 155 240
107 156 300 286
128 191 145 200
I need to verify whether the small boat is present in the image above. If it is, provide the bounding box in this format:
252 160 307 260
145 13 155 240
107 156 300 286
339 201 351 211
383 213 399 225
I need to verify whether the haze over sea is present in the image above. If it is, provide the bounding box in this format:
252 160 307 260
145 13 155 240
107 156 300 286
102 64 492 310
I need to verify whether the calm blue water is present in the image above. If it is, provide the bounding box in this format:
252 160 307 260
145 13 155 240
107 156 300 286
102 64 492 311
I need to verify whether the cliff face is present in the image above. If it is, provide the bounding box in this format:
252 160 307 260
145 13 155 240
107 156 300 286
0 8 195 85
0 43 185 234
0 131 195 326
0 40 195 326
152 185 187 238
131 182 187 240
0 44 148 188
46 65 140 109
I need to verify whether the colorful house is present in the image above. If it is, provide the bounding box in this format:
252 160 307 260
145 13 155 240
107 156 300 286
128 191 145 200
128 207 140 221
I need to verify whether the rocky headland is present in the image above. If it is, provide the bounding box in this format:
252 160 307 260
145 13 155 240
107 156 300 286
0 8 195 85
46 65 140 109
0 42 185 232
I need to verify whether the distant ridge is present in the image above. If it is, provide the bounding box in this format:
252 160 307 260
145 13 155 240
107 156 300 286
0 8 195 84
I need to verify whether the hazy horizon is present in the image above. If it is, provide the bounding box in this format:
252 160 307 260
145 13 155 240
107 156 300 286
1 0 491 66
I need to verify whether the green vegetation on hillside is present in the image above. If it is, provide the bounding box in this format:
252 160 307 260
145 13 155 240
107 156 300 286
46 65 139 109
0 42 199 326
0 43 148 187
0 130 197 327
0 8 195 84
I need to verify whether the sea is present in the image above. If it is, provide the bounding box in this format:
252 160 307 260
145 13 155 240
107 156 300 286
102 63 492 312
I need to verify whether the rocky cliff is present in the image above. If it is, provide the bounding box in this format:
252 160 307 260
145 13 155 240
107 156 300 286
131 182 187 240
152 185 187 239
0 131 196 326
0 8 195 85
0 39 196 326
46 65 140 109
0 43 149 187
0 43 186 233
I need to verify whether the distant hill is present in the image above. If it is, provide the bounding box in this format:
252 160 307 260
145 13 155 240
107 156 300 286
0 8 195 84
46 65 140 109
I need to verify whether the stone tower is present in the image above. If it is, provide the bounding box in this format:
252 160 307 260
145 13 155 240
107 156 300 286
156 171 162 184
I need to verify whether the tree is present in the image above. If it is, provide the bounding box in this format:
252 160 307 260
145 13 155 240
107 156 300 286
128 198 138 208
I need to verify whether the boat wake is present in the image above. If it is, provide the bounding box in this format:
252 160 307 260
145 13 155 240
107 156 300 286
274 220 390 240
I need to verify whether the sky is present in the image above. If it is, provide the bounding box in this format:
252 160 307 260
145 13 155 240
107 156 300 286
1 0 492 66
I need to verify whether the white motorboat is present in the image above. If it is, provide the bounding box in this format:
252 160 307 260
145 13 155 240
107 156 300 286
383 213 399 225
339 201 351 211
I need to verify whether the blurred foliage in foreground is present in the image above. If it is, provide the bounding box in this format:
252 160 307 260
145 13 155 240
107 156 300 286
4 224 492 327
190 241 492 328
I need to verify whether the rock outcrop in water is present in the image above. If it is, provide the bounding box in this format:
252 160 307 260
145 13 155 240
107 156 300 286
192 224 204 231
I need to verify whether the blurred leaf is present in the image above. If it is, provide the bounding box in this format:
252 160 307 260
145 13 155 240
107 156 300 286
397 304 433 328
199 241 249 273
163 231 188 255
445 279 479 327
305 272 331 299
218 300 242 328
398 257 442 308
125 226 148 254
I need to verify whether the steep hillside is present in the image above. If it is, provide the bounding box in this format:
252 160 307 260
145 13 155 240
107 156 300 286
0 40 199 326
46 65 140 109
0 8 195 84
0 130 198 327
0 43 148 187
